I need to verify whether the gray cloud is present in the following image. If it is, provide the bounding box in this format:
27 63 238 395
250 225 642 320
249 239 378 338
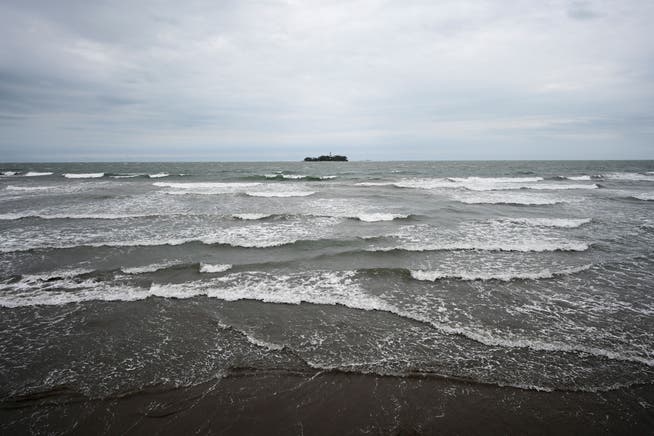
0 0 653 161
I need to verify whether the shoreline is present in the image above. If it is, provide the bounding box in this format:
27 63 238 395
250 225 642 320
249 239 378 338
2 370 653 435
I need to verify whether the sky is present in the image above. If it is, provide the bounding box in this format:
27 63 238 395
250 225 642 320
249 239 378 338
0 0 653 161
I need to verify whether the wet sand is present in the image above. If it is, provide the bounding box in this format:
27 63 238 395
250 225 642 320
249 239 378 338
2 370 653 435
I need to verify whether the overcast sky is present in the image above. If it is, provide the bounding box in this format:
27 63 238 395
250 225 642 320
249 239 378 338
1 0 653 161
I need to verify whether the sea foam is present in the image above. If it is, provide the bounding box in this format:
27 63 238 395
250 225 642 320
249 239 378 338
63 173 104 179
410 264 592 282
199 263 232 273
24 172 53 177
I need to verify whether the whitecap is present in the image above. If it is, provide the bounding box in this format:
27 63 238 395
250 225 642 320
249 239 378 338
0 171 18 176
232 213 273 220
355 182 396 187
111 174 142 178
370 241 589 253
199 263 232 273
0 212 159 220
120 261 181 274
245 191 315 197
410 264 592 282
566 175 592 181
154 181 261 195
351 213 409 222
605 172 654 182
453 192 564 205
63 173 104 179
148 173 169 178
632 192 654 201
24 172 53 177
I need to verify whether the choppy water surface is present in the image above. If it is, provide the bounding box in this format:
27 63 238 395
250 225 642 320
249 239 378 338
1 161 653 398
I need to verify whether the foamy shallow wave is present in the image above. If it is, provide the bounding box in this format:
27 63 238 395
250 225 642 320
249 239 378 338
0 171 18 176
410 264 592 282
245 191 315 197
1 270 651 368
605 172 654 182
501 218 592 228
0 217 341 252
63 173 104 179
199 263 232 273
154 181 261 195
0 212 161 220
453 192 564 205
357 177 596 192
154 182 261 189
5 185 51 191
24 171 53 177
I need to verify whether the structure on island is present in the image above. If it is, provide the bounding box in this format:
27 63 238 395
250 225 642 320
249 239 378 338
303 153 348 162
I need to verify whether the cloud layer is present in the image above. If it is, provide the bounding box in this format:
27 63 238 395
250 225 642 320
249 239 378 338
1 0 653 161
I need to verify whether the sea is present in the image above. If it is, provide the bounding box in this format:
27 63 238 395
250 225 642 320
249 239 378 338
1 160 653 431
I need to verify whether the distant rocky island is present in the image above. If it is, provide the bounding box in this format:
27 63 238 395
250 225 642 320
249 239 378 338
303 154 348 162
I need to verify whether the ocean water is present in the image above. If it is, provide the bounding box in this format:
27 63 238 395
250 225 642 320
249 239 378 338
0 160 653 401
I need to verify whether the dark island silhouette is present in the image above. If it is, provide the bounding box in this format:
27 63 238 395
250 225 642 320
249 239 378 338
304 153 348 162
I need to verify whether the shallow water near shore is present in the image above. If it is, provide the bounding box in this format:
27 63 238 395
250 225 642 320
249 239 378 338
1 160 653 432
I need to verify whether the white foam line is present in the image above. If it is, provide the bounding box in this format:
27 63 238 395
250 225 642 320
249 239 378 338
501 218 592 228
368 241 590 253
350 213 409 222
0 212 161 220
121 261 181 274
24 172 53 177
153 182 261 189
1 270 651 368
245 191 315 197
199 263 232 273
146 272 654 367
232 213 273 220
5 186 51 192
63 173 104 179
410 264 592 282
632 192 654 201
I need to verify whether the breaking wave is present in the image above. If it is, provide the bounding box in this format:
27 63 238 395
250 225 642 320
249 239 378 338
5 186 51 192
24 172 53 177
2 270 650 369
245 191 315 197
199 263 232 273
499 218 592 228
120 261 182 274
631 192 654 201
63 173 104 179
453 193 564 205
409 264 592 282
348 213 410 222
368 241 590 253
